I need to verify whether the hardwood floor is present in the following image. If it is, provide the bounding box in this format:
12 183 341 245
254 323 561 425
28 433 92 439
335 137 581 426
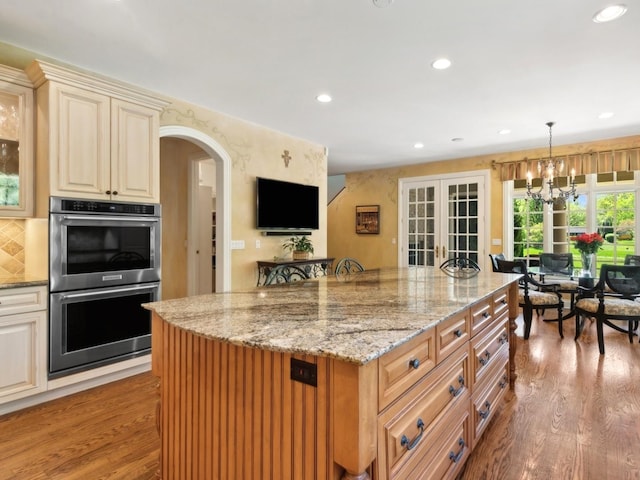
460 314 640 480
0 373 159 480
0 314 638 480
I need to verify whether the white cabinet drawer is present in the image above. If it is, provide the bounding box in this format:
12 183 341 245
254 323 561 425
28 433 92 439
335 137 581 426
0 286 47 316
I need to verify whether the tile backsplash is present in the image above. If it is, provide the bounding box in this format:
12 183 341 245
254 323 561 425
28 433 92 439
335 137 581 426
0 219 25 276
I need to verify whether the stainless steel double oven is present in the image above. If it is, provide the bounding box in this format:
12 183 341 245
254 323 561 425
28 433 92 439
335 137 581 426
48 197 161 379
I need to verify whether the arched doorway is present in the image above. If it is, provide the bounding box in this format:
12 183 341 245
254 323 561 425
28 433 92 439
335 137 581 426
159 126 231 293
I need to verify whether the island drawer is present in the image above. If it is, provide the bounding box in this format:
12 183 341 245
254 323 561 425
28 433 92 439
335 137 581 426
470 313 508 392
435 309 469 362
379 328 437 411
469 297 493 337
386 396 471 480
492 287 509 319
377 344 469 478
471 353 509 447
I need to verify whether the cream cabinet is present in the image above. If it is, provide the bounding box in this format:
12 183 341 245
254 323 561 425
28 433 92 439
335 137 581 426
0 286 47 404
0 65 34 217
26 60 168 214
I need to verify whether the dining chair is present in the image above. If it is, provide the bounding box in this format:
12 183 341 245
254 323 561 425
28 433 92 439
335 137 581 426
538 252 579 308
264 265 309 285
495 259 564 339
623 254 640 266
574 264 640 354
488 253 505 272
440 257 480 278
335 257 365 275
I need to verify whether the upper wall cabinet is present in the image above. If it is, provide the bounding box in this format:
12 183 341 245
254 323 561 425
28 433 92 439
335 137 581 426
0 65 34 217
26 60 169 215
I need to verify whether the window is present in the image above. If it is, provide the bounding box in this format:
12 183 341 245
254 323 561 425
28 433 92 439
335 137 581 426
507 172 638 271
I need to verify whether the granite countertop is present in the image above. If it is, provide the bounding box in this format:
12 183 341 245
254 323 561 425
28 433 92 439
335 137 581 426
0 276 48 290
144 267 520 365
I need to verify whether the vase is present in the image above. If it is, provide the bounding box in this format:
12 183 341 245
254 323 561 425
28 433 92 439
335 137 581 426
580 252 595 277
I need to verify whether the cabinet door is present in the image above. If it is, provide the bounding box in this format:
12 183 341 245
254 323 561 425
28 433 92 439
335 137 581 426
50 83 111 198
0 310 47 403
111 99 160 202
0 66 34 216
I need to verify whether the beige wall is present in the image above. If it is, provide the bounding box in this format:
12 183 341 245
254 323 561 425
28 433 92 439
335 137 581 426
159 100 328 293
328 135 640 270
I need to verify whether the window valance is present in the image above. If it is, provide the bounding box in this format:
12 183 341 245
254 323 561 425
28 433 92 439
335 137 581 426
494 148 640 182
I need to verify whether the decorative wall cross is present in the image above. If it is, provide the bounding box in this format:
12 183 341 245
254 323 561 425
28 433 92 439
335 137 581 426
282 150 291 167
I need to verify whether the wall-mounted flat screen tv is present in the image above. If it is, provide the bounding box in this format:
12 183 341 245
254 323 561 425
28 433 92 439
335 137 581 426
256 177 319 231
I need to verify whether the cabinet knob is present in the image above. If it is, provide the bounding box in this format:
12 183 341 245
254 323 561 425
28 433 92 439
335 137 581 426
112 191 118 195
105 190 111 195
408 358 420 369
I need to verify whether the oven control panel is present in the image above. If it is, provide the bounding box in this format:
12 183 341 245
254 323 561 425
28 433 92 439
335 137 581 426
51 197 160 216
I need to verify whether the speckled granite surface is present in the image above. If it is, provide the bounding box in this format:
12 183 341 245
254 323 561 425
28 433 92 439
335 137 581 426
144 267 520 365
0 276 48 290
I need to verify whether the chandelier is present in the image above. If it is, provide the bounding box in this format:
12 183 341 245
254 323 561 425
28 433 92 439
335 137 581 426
526 121 577 204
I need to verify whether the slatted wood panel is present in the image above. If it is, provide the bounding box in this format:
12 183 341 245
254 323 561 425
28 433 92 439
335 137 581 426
157 319 333 479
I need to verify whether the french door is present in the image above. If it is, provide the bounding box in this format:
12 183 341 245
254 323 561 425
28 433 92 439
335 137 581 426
400 173 488 269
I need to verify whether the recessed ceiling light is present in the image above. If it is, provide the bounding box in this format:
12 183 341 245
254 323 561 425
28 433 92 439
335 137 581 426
598 111 614 119
431 58 452 70
593 4 627 23
414 142 424 149
451 137 464 142
498 129 511 135
316 93 332 103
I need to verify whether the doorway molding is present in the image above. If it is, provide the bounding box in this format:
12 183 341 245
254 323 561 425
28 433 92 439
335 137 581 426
159 125 231 292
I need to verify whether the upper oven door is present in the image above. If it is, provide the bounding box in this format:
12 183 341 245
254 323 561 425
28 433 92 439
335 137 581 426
50 212 161 292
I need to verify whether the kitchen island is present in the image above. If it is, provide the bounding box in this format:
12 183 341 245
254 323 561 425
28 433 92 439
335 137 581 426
146 267 520 480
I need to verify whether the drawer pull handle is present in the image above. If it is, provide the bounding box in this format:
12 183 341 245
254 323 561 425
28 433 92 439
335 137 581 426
501 299 508 305
448 375 465 397
478 350 491 366
449 438 466 464
408 358 420 369
454 329 463 338
400 418 425 451
499 374 508 389
498 333 509 345
482 312 490 318
479 400 491 419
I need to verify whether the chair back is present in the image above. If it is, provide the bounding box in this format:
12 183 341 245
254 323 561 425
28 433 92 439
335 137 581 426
488 253 506 272
599 264 640 297
623 254 640 266
264 265 309 285
539 253 573 276
495 258 526 274
335 257 365 275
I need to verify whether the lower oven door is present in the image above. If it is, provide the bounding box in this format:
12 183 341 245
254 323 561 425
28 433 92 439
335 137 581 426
49 282 160 379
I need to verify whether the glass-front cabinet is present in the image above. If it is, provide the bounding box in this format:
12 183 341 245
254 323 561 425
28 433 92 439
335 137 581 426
0 65 34 217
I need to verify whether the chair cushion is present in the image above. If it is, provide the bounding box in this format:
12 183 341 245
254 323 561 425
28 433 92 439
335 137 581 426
576 297 640 316
519 290 561 306
546 279 579 291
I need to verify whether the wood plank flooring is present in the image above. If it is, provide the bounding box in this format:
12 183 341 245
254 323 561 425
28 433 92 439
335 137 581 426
460 314 640 480
0 373 159 480
0 313 638 480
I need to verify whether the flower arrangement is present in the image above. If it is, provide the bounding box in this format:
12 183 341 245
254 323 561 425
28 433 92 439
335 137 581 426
573 232 604 254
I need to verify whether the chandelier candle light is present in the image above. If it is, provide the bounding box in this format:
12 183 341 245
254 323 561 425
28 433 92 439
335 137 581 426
526 122 578 204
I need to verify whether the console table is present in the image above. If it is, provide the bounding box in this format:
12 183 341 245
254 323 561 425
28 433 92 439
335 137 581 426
256 257 334 286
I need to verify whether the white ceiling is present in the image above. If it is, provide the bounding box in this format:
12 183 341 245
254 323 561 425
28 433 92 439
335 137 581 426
1 0 638 175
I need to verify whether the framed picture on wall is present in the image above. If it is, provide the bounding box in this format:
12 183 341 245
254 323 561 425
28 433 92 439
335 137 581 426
355 205 380 234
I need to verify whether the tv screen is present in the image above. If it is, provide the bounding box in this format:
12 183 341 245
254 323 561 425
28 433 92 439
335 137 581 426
256 177 319 231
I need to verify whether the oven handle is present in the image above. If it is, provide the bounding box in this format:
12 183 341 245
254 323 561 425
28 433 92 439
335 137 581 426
58 214 159 223
57 282 159 300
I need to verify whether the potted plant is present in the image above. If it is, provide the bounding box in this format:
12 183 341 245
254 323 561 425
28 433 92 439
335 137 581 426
282 235 314 260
